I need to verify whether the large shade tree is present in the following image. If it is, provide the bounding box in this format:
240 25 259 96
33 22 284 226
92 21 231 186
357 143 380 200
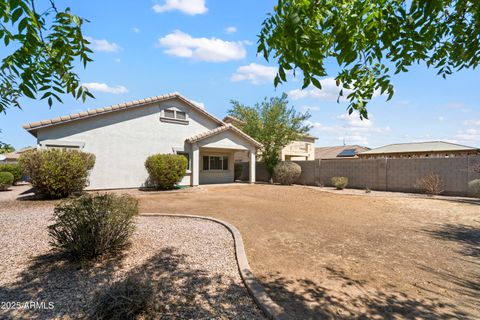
0 0 92 113
258 0 480 118
228 93 311 181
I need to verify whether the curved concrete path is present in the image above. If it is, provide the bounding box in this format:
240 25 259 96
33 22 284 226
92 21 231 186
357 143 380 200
141 213 288 320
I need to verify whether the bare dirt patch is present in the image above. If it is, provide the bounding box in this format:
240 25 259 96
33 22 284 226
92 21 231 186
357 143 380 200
138 184 480 319
0 186 264 319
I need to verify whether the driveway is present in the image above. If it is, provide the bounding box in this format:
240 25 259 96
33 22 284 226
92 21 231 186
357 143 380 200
137 184 480 319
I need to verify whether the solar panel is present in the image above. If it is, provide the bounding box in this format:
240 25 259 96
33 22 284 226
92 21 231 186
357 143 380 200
337 149 357 157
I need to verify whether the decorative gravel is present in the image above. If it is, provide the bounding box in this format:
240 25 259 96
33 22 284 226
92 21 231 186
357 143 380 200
0 187 265 319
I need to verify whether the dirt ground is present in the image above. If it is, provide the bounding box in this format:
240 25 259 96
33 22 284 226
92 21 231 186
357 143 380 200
137 184 480 319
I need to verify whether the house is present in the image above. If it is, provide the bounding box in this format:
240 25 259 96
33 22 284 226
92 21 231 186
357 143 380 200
358 141 480 159
0 146 35 163
223 115 317 162
22 93 261 189
315 145 370 159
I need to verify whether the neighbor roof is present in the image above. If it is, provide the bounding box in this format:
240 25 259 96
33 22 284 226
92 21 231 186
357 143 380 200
186 123 262 148
315 145 370 159
359 141 479 155
23 92 224 136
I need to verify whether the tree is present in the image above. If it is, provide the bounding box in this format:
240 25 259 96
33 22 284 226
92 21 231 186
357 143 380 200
228 93 311 181
258 0 480 118
0 0 93 113
0 142 14 154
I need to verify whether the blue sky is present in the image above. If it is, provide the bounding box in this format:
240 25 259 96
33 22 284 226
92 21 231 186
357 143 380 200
1 0 480 149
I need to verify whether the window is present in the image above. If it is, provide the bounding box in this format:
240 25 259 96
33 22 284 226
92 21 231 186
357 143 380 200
202 155 229 171
164 109 175 118
177 152 190 170
176 111 186 120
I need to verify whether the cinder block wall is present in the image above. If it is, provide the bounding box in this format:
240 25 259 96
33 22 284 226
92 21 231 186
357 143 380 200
237 155 480 196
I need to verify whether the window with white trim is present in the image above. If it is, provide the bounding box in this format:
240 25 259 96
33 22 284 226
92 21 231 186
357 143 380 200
202 155 229 171
160 108 189 124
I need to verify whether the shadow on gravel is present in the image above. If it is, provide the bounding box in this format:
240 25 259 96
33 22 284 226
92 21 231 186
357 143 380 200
0 248 263 320
423 223 480 258
258 267 471 320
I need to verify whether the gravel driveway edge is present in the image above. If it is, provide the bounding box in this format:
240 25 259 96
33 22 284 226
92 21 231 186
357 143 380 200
140 213 288 320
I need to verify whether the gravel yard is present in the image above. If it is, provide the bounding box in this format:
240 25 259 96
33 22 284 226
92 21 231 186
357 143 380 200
0 186 264 319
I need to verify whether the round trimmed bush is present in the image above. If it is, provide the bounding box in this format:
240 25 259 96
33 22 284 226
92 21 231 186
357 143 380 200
48 193 138 261
468 179 480 198
19 149 95 198
331 176 348 190
0 163 22 184
0 171 14 191
273 161 301 185
145 154 188 190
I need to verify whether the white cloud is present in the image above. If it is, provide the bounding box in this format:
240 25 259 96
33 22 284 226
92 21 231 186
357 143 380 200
308 111 390 146
231 63 276 84
133 27 140 33
437 116 444 121
301 106 320 112
85 37 120 53
152 0 207 15
225 26 237 34
82 82 128 94
455 128 480 145
157 30 246 62
464 119 480 126
189 99 205 109
288 77 381 102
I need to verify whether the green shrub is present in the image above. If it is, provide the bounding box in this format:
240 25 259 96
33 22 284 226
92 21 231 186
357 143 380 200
331 176 348 190
0 163 22 184
234 162 243 180
145 154 187 190
273 161 301 185
468 179 480 198
0 172 14 191
49 193 138 261
19 149 95 198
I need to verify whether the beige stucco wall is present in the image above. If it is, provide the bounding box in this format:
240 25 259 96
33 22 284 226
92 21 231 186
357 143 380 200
35 98 219 189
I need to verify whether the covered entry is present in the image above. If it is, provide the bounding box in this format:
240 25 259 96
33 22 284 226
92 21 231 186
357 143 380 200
186 124 261 185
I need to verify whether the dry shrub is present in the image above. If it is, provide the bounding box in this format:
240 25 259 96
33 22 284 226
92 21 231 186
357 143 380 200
468 179 480 198
415 173 444 195
331 176 348 190
273 161 301 185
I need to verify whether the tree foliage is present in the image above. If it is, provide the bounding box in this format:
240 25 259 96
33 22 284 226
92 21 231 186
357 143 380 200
258 0 480 118
228 93 311 178
0 0 93 112
0 142 14 154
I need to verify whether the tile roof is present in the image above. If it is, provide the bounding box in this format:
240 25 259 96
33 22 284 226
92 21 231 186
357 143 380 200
315 145 370 159
186 123 262 147
23 92 224 134
359 141 479 155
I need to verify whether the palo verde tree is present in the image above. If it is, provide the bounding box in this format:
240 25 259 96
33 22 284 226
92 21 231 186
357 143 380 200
228 93 311 181
258 0 480 118
0 0 93 113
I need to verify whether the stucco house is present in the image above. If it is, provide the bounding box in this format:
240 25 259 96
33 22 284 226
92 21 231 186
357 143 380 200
223 115 317 162
22 93 261 189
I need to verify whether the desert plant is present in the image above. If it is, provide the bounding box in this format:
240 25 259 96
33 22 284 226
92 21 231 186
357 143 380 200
49 193 138 261
0 171 14 191
0 163 22 184
415 173 444 195
144 154 187 190
19 149 95 198
273 161 301 185
234 162 243 180
331 177 348 190
468 179 480 198
92 275 154 320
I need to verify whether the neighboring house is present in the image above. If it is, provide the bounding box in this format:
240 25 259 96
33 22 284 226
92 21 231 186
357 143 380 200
223 115 317 162
0 146 35 163
358 141 480 159
315 145 370 159
23 93 261 189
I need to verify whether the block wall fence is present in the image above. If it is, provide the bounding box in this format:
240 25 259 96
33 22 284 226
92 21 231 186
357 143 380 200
238 155 480 196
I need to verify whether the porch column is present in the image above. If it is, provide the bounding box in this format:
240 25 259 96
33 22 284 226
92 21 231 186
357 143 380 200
192 143 199 186
249 148 256 184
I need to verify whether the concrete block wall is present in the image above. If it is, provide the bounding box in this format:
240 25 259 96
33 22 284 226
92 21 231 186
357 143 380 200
237 155 480 196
